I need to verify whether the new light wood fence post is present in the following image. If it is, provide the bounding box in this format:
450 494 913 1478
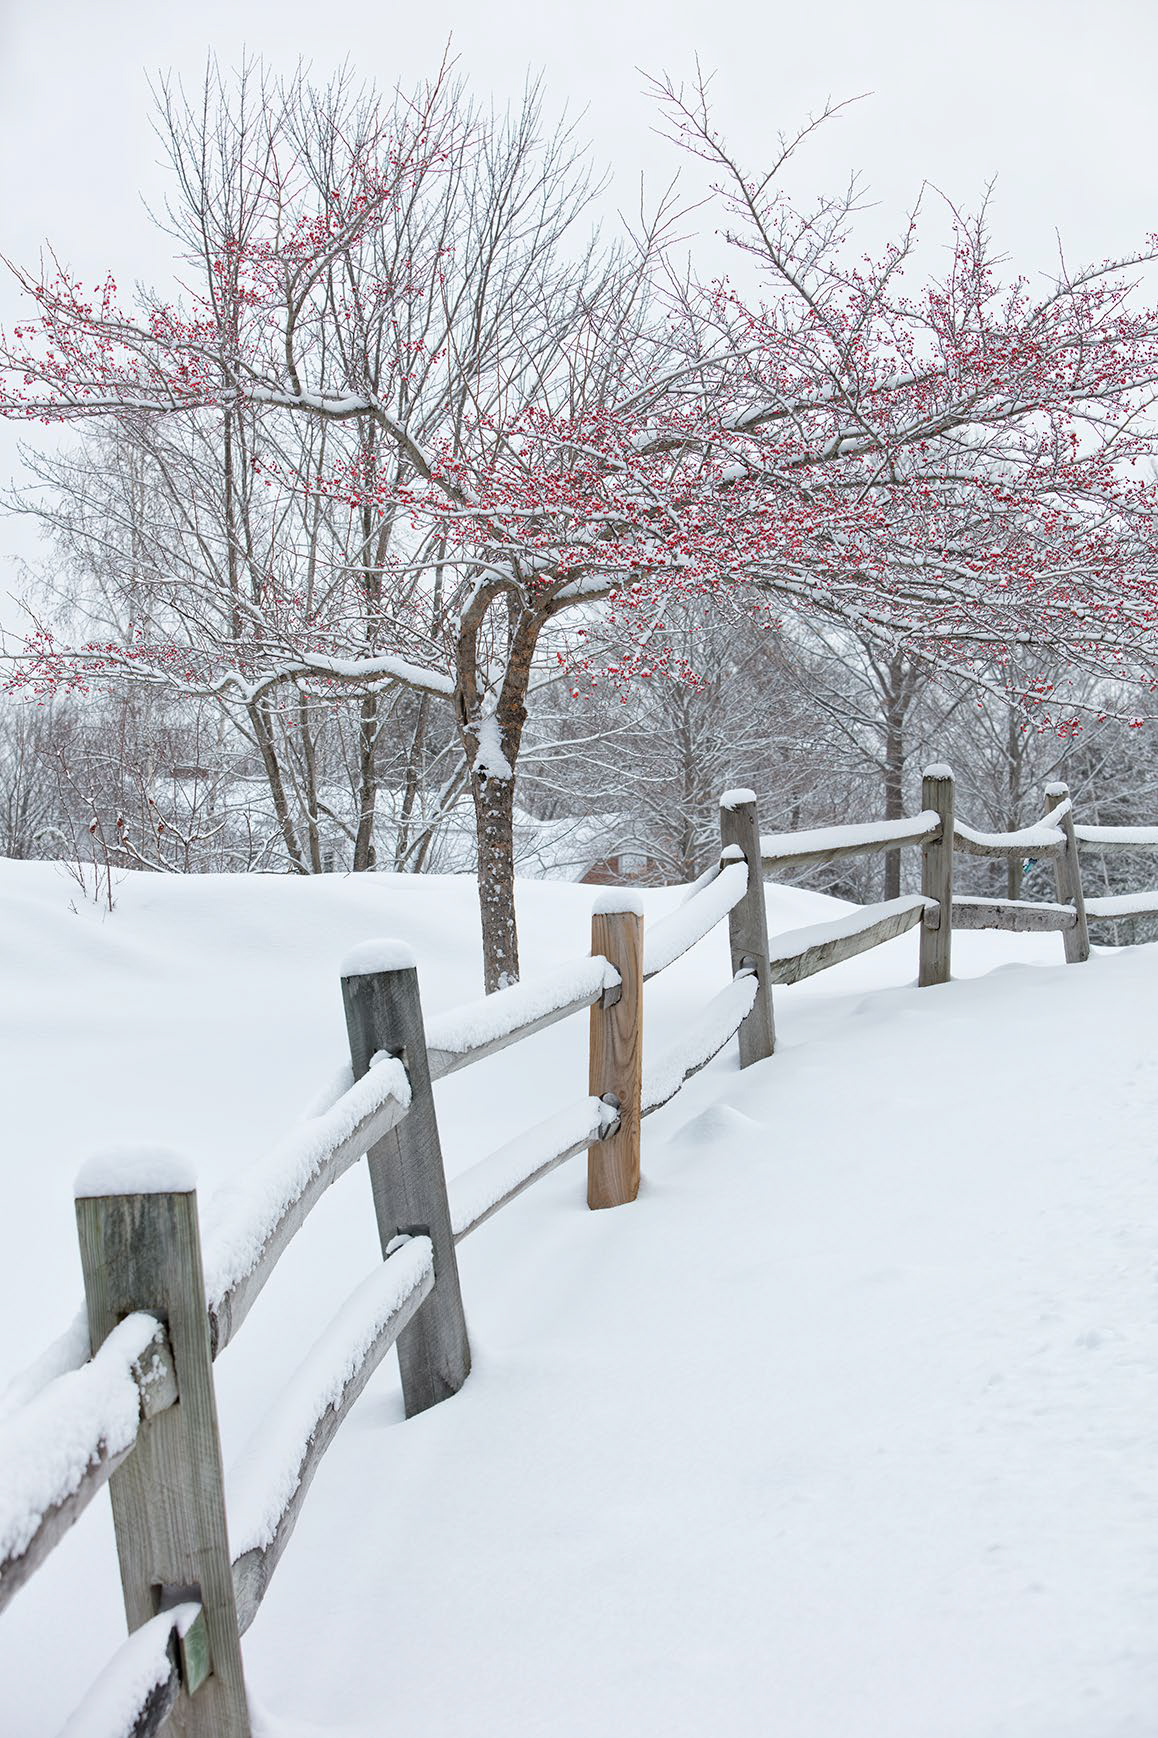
919 764 955 987
588 894 643 1209
75 1155 249 1738
1045 780 1091 963
341 946 471 1417
719 789 775 1066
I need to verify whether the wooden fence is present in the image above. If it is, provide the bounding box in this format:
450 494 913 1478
2 769 1155 1736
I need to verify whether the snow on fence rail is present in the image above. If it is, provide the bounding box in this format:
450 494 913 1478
227 1236 435 1636
425 955 619 1080
953 817 1065 857
641 971 759 1115
451 1098 619 1241
203 1054 412 1358
1075 822 1158 848
642 857 749 979
1085 890 1158 920
0 1315 176 1622
56 1601 205 1738
759 810 940 873
768 895 932 987
7 772 1158 1737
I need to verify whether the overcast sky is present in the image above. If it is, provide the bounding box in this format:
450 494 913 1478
2 0 1157 583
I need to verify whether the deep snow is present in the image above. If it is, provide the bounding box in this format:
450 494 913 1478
0 858 1155 1736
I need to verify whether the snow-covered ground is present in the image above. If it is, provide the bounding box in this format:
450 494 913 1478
0 859 1155 1735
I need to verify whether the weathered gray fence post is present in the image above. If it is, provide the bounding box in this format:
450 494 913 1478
588 894 643 1209
719 789 776 1065
74 1153 250 1738
919 764 955 987
340 942 470 1416
1045 780 1091 963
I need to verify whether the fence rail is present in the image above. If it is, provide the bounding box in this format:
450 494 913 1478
767 894 931 986
760 810 940 873
1075 822 1158 848
5 761 1158 1736
1086 891 1158 919
951 896 1076 934
227 1236 435 1636
953 817 1065 858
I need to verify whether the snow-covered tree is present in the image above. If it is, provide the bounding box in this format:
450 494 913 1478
7 62 1158 988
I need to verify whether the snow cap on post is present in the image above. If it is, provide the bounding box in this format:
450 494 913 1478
922 763 953 781
592 889 644 917
719 787 757 810
340 938 417 978
75 1148 197 1199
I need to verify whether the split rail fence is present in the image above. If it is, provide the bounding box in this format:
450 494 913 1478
2 767 1156 1736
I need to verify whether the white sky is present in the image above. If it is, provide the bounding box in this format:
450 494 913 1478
2 0 1156 584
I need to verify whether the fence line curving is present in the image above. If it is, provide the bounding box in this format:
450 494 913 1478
4 761 1158 1735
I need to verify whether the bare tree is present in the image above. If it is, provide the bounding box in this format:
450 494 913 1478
2 60 677 985
0 699 60 857
8 60 1158 991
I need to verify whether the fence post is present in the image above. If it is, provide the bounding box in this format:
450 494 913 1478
74 1153 250 1738
1045 780 1091 963
341 943 470 1417
919 764 955 987
588 893 643 1209
719 789 775 1066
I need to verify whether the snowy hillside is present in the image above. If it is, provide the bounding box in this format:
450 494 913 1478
0 860 1155 1735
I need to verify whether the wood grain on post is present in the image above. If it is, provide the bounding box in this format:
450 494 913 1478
919 765 955 987
1045 781 1091 963
588 897 643 1209
719 790 775 1065
341 945 471 1417
74 1156 250 1738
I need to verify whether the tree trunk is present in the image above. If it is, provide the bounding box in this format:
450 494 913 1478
247 699 307 873
394 694 431 870
298 693 324 874
352 693 379 871
456 592 543 992
470 769 520 991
